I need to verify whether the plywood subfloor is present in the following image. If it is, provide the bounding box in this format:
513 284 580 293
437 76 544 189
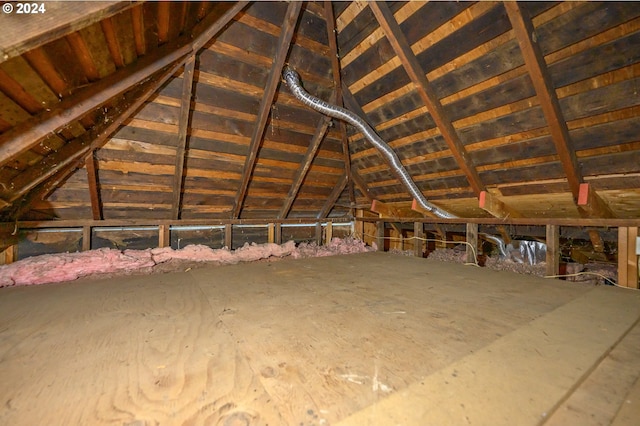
1 252 639 425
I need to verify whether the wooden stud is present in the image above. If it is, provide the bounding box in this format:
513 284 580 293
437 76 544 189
315 223 322 245
274 223 282 245
318 173 348 219
546 225 560 277
466 223 478 265
158 224 170 248
224 224 232 249
279 116 332 218
232 1 303 218
85 151 103 220
1 245 18 264
268 223 275 244
413 222 424 258
618 227 639 288
376 221 385 252
171 56 196 220
82 226 91 251
325 221 333 245
370 1 484 196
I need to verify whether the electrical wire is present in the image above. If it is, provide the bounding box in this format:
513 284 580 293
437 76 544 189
354 232 638 290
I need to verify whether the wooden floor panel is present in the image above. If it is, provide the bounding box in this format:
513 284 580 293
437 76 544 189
1 252 639 425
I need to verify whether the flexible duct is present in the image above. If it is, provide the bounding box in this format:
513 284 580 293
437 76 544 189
282 67 457 219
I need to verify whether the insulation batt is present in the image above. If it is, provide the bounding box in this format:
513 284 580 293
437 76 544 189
0 238 373 288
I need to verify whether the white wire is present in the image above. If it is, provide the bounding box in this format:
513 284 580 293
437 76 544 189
357 231 480 267
354 231 639 290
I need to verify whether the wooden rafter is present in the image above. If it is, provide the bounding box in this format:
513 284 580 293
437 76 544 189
279 115 332 219
504 2 613 221
171 56 196 220
325 1 355 210
318 172 348 219
0 59 185 216
232 1 303 219
0 1 248 169
85 151 103 220
0 1 136 63
369 1 484 196
478 191 523 219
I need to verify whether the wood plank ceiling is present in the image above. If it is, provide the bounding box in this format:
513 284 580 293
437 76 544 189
0 1 639 223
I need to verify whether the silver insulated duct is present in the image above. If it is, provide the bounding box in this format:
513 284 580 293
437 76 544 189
283 67 457 219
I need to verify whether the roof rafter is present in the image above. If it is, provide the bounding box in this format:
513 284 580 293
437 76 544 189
232 1 303 219
0 1 248 169
0 59 186 213
504 1 613 219
171 55 196 220
369 1 484 196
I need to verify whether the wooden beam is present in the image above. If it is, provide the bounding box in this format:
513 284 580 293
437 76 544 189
268 223 275 244
279 115 332 218
369 1 484 195
85 151 103 220
325 1 355 211
82 226 92 251
318 172 348 219
577 183 614 219
0 1 136 63
0 244 17 264
618 227 639 288
325 221 333 245
224 224 232 249
478 191 523 219
466 223 478 265
413 222 424 258
0 0 247 169
545 225 560 277
376 221 385 252
370 199 399 217
158 224 170 248
171 56 196 220
0 59 186 208
232 1 303 218
505 2 581 200
315 222 322 245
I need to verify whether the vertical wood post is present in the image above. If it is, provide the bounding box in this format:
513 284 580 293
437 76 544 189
466 223 478 264
325 221 333 245
618 227 639 288
376 221 385 252
274 223 282 244
268 223 275 244
82 226 92 251
413 222 424 257
0 245 17 264
158 224 170 248
225 224 232 249
315 222 322 245
546 225 560 277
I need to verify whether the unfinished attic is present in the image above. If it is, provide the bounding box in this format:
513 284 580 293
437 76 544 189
1 0 640 424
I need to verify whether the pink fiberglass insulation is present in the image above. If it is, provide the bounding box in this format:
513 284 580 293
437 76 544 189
0 238 373 288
